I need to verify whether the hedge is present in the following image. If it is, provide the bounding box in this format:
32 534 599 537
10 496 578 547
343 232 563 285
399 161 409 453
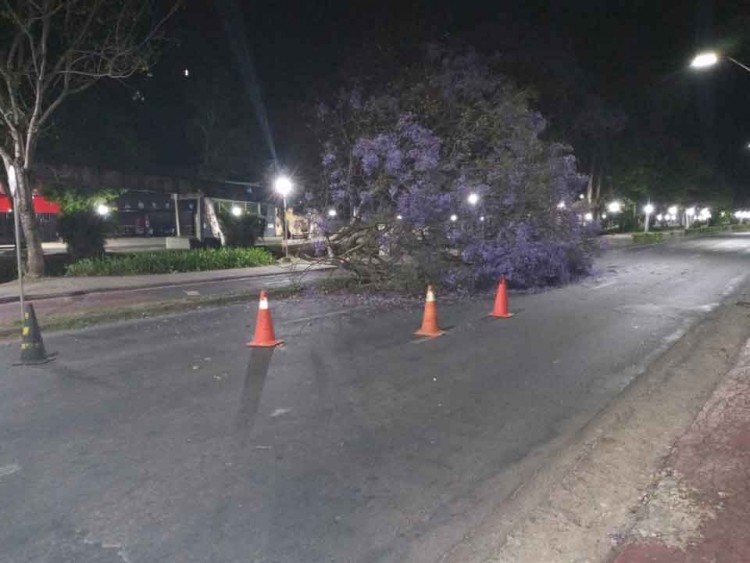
66 247 275 276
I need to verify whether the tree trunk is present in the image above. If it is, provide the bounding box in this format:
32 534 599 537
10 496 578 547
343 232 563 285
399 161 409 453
15 167 45 277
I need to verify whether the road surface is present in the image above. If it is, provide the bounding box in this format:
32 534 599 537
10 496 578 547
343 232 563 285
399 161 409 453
1 234 748 563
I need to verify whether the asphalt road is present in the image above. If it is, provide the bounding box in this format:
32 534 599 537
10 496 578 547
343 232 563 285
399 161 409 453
1 234 749 563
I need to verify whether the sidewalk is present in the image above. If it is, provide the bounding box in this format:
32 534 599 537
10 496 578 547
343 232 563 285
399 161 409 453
613 339 750 562
0 261 333 304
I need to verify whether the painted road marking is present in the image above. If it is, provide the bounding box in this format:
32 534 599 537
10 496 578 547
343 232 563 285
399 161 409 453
0 463 21 480
592 280 617 290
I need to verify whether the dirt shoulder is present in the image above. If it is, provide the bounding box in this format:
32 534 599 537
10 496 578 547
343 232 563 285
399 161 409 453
446 286 750 562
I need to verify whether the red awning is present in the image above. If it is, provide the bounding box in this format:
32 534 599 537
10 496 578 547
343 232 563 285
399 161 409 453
0 195 60 214
33 195 60 214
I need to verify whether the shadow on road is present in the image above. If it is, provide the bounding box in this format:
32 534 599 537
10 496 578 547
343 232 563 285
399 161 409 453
235 347 275 437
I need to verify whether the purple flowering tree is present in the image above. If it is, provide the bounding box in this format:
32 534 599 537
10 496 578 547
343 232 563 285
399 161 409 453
311 47 594 290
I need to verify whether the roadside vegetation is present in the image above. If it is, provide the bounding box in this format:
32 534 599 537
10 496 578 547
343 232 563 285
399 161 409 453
65 248 275 276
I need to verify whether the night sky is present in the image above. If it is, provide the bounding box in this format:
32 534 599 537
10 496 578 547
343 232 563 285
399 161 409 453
45 0 750 201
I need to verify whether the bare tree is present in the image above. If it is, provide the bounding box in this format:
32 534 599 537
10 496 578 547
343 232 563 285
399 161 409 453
0 0 178 275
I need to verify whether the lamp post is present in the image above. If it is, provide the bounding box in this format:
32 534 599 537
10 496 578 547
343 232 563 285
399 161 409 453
7 165 24 325
643 203 654 233
690 51 750 74
274 175 293 258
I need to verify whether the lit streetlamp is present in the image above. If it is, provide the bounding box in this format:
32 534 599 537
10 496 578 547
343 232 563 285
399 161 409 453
643 203 654 233
274 175 293 258
96 204 111 217
467 193 480 206
327 208 337 218
449 214 458 222
231 205 243 217
7 165 24 324
690 51 750 74
607 200 622 214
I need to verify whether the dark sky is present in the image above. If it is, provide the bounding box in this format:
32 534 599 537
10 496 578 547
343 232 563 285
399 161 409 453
48 1 750 199
198 0 748 181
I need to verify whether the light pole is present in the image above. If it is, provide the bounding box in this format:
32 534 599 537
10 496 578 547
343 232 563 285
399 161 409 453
7 165 24 325
690 51 750 74
274 175 293 258
467 192 483 237
643 203 654 233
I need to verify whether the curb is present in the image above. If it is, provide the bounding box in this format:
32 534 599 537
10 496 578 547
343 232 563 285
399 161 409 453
0 265 336 305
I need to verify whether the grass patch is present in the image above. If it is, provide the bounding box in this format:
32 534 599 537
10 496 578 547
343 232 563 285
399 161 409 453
0 286 303 339
66 247 275 276
632 232 665 245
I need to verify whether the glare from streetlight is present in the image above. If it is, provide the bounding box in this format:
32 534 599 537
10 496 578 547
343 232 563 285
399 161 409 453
601 213 607 219
327 208 337 218
479 216 485 222
467 193 480 205
690 52 719 69
667 205 678 215
607 200 622 214
583 212 593 222
231 205 242 217
557 201 566 210
274 175 293 197
656 213 664 222
96 204 111 217
450 214 458 222
643 203 654 215
396 214 403 220
685 206 696 217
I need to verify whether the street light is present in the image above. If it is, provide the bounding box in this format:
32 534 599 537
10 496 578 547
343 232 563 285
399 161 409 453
449 214 458 222
690 51 750 73
690 52 719 69
96 204 111 217
643 203 654 233
607 200 622 214
7 165 24 325
584 212 593 222
467 193 479 206
231 205 243 217
274 175 293 258
327 208 337 218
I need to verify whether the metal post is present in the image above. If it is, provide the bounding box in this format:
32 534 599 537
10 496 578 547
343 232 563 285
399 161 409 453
12 195 24 324
173 193 181 237
7 165 24 325
282 196 289 258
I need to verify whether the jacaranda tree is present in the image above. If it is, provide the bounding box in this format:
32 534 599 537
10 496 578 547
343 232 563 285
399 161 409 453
311 46 595 290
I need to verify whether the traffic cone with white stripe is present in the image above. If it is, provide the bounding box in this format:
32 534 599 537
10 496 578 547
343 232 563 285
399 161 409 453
246 290 283 347
489 276 514 319
415 285 444 338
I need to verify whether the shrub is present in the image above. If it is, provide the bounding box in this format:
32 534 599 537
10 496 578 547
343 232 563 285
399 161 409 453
632 232 664 245
57 210 111 260
217 210 266 247
66 247 275 276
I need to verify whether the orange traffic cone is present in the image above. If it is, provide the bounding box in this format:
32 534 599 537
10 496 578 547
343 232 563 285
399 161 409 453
246 290 284 347
489 276 514 318
415 285 445 337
